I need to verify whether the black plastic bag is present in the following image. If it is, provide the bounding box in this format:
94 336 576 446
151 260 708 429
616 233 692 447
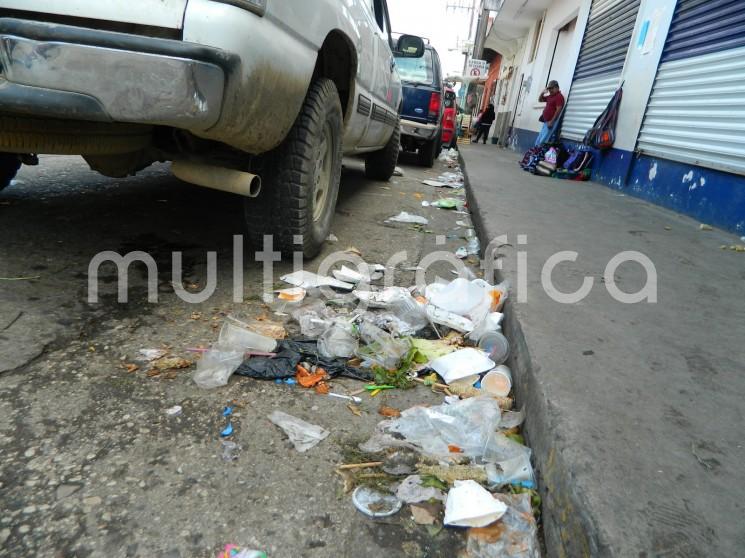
234 339 373 381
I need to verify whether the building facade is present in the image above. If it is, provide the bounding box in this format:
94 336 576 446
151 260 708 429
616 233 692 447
482 0 745 235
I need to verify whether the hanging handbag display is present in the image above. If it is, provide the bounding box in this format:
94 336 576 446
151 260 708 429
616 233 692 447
583 86 623 150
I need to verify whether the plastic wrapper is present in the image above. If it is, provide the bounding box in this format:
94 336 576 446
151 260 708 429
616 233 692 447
290 300 332 339
499 409 525 430
364 397 502 459
395 475 445 504
192 345 245 389
386 211 429 225
469 312 505 342
425 304 475 332
483 432 532 464
281 270 354 290
361 312 420 337
268 410 329 452
318 320 358 359
466 493 539 558
356 321 409 369
426 279 510 334
355 287 429 334
486 454 534 487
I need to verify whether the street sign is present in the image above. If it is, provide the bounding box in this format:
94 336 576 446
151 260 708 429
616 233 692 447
467 59 489 78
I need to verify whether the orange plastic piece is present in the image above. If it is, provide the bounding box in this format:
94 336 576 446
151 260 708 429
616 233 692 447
490 289 502 310
314 382 330 395
378 405 402 418
448 444 464 453
296 364 327 388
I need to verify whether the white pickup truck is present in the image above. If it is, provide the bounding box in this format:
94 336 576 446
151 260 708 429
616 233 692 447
0 0 424 256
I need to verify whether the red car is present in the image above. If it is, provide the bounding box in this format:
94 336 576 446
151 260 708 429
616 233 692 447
441 87 457 148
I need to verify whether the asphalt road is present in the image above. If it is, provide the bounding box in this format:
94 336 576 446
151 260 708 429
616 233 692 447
0 153 479 557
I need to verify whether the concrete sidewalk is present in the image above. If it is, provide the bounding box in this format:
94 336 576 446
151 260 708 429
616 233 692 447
461 145 745 557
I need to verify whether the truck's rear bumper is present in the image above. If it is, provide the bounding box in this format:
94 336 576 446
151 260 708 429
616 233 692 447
400 118 439 142
0 18 236 131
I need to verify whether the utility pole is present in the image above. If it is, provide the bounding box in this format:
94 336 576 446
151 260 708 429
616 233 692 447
447 0 479 76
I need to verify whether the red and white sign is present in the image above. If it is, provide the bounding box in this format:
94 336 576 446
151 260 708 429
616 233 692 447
467 59 489 78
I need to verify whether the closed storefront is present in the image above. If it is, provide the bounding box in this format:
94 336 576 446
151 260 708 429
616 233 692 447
561 0 641 140
637 0 745 175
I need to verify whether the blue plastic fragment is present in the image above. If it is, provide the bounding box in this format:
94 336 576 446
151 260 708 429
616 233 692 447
284 378 297 385
220 422 234 437
274 379 283 385
222 406 234 417
474 380 482 389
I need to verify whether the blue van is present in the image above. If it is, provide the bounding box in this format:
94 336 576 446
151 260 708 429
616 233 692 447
395 45 443 167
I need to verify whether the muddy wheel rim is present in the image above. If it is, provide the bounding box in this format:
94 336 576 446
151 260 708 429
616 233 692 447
313 122 333 223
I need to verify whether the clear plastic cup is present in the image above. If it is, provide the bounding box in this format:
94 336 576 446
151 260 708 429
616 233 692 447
218 317 277 353
477 331 510 364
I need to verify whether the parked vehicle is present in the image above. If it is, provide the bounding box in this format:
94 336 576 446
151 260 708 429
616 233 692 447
0 0 424 257
441 87 458 148
395 44 444 167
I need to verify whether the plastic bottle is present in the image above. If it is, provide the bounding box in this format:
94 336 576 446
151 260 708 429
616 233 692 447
466 236 480 255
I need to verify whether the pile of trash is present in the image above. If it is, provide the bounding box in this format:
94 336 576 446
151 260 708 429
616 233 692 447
438 147 460 167
191 258 539 555
351 393 539 557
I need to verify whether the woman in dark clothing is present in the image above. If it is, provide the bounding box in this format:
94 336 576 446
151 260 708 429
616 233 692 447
475 103 496 144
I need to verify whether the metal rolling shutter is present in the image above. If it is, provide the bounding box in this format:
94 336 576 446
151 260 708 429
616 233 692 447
637 0 745 175
561 0 640 140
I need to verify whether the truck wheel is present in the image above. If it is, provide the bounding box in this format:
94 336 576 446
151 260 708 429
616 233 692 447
244 78 343 258
418 138 437 168
0 153 21 191
365 120 400 181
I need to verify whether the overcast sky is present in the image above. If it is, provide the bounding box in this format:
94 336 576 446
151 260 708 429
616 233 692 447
388 0 476 77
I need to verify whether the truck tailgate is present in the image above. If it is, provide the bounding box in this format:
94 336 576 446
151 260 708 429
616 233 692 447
0 0 188 29
401 84 436 125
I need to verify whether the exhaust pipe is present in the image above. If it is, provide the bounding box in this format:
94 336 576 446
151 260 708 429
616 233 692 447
172 161 262 198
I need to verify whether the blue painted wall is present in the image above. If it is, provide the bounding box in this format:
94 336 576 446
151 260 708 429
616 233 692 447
511 126 745 234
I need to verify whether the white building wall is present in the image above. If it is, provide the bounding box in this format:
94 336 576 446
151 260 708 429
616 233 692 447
511 0 591 134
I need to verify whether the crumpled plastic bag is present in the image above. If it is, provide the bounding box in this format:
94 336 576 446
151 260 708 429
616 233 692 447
396 475 445 504
235 339 372 382
425 278 508 328
362 397 502 459
483 431 531 464
192 345 245 389
318 320 358 359
386 211 429 225
268 411 329 452
356 321 409 369
466 493 539 558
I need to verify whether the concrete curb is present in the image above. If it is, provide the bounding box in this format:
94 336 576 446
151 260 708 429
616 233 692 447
460 152 606 558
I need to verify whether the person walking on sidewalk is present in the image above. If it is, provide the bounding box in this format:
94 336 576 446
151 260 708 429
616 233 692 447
535 80 565 146
475 104 495 144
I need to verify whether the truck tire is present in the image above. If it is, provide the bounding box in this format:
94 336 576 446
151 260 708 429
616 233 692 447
244 78 343 259
364 120 400 181
0 116 152 155
0 153 21 191
418 138 437 168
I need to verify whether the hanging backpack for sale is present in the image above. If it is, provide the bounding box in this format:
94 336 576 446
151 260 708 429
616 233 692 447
583 86 623 150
